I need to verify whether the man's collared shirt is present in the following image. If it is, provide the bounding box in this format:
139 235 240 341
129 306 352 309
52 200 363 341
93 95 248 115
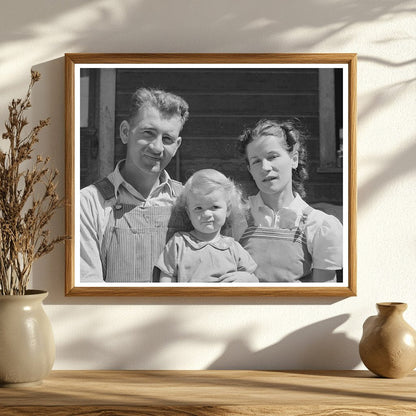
107 160 177 206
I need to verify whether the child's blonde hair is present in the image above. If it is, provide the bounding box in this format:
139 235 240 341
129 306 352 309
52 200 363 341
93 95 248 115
177 169 246 234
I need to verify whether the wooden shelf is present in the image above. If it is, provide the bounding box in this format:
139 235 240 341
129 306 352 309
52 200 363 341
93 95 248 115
1 370 415 415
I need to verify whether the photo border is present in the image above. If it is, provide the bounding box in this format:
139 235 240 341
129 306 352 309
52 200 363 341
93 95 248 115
65 53 357 297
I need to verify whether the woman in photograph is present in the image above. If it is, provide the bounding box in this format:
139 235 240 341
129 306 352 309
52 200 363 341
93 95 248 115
237 118 343 283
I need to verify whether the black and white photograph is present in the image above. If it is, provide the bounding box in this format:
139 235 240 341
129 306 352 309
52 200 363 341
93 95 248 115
65 54 356 296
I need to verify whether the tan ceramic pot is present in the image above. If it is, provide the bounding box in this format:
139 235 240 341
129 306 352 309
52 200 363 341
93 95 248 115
359 302 416 378
0 290 55 387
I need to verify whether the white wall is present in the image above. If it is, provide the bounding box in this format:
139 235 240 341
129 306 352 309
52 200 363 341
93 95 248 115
1 0 415 370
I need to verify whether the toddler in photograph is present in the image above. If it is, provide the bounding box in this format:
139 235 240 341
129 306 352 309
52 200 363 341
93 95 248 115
156 169 258 283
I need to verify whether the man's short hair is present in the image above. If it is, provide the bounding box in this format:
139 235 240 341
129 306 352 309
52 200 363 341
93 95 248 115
128 87 189 128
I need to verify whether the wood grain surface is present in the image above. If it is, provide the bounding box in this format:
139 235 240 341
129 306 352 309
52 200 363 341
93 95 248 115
1 370 415 415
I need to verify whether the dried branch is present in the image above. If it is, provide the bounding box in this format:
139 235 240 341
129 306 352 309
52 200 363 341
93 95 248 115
0 71 67 295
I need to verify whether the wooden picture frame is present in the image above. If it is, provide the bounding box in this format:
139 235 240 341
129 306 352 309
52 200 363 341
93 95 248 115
65 53 356 296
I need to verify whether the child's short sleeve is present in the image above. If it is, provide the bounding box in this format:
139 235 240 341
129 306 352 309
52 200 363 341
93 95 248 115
155 235 179 280
232 241 258 273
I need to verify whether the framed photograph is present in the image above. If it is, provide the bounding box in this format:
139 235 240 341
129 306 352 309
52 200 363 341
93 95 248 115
65 53 356 296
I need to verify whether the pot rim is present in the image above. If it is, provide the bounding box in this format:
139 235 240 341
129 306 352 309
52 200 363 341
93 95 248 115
0 289 48 300
376 302 407 312
377 302 407 306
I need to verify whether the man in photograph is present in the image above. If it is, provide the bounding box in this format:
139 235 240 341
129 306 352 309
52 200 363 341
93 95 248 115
80 88 189 282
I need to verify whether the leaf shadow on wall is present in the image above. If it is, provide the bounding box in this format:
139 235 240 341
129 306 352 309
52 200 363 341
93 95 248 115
52 308 359 370
358 138 416 210
355 53 416 209
1 0 412 51
53 308 222 369
207 314 360 370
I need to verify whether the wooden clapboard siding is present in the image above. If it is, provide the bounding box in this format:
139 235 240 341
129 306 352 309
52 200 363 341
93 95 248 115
114 115 320 138
117 93 318 116
116 68 318 93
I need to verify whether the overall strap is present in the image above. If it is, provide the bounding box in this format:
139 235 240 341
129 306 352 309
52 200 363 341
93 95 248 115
93 177 115 201
293 205 313 242
303 205 313 215
246 211 256 228
300 205 313 223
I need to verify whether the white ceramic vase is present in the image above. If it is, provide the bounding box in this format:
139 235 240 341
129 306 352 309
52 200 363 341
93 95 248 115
0 290 55 387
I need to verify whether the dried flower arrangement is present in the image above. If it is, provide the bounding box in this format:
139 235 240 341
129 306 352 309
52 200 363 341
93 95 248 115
0 71 66 295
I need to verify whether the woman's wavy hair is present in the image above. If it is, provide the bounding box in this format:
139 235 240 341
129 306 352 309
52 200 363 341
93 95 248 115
176 169 247 234
237 118 309 198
